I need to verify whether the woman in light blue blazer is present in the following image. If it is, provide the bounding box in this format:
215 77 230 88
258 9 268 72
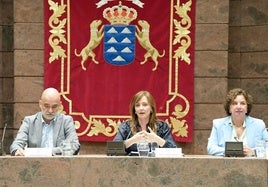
207 88 268 156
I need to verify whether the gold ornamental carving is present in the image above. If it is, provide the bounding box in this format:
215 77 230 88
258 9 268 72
48 0 67 63
173 0 192 65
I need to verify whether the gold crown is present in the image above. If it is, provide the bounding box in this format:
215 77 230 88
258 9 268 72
103 1 137 25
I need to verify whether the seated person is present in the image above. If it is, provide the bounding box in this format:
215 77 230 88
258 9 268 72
207 88 268 156
10 87 80 156
113 90 177 154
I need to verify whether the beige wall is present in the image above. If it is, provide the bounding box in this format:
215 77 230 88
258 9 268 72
0 0 267 155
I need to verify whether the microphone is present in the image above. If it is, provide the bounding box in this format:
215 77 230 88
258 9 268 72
0 122 7 156
126 130 132 140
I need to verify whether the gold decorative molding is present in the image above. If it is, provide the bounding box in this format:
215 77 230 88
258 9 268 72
87 118 122 137
173 0 192 65
167 101 189 137
48 0 67 63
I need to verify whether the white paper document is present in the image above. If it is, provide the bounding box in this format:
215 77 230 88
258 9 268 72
154 148 183 157
24 148 53 157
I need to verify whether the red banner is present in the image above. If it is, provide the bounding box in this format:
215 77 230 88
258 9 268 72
44 0 195 142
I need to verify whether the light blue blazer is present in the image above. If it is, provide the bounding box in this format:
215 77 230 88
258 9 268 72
207 116 268 156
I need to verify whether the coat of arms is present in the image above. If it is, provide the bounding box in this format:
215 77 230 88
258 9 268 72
75 1 164 71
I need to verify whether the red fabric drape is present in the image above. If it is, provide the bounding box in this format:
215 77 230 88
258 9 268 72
44 0 195 142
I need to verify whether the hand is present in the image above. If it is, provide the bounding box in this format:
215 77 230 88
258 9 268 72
132 131 147 142
144 127 159 142
145 127 165 147
243 145 255 157
124 131 147 148
15 149 25 156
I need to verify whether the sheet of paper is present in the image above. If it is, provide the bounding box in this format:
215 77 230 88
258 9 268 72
154 148 183 158
24 148 53 157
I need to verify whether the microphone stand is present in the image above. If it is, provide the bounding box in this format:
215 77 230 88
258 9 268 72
0 123 7 156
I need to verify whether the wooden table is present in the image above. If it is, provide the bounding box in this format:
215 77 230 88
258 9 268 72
0 155 267 186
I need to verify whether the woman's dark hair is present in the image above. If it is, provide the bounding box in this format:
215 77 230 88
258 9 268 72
223 88 253 115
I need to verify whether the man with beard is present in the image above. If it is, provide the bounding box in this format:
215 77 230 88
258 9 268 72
10 87 80 156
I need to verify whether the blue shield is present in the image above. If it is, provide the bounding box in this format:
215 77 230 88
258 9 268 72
104 25 135 65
